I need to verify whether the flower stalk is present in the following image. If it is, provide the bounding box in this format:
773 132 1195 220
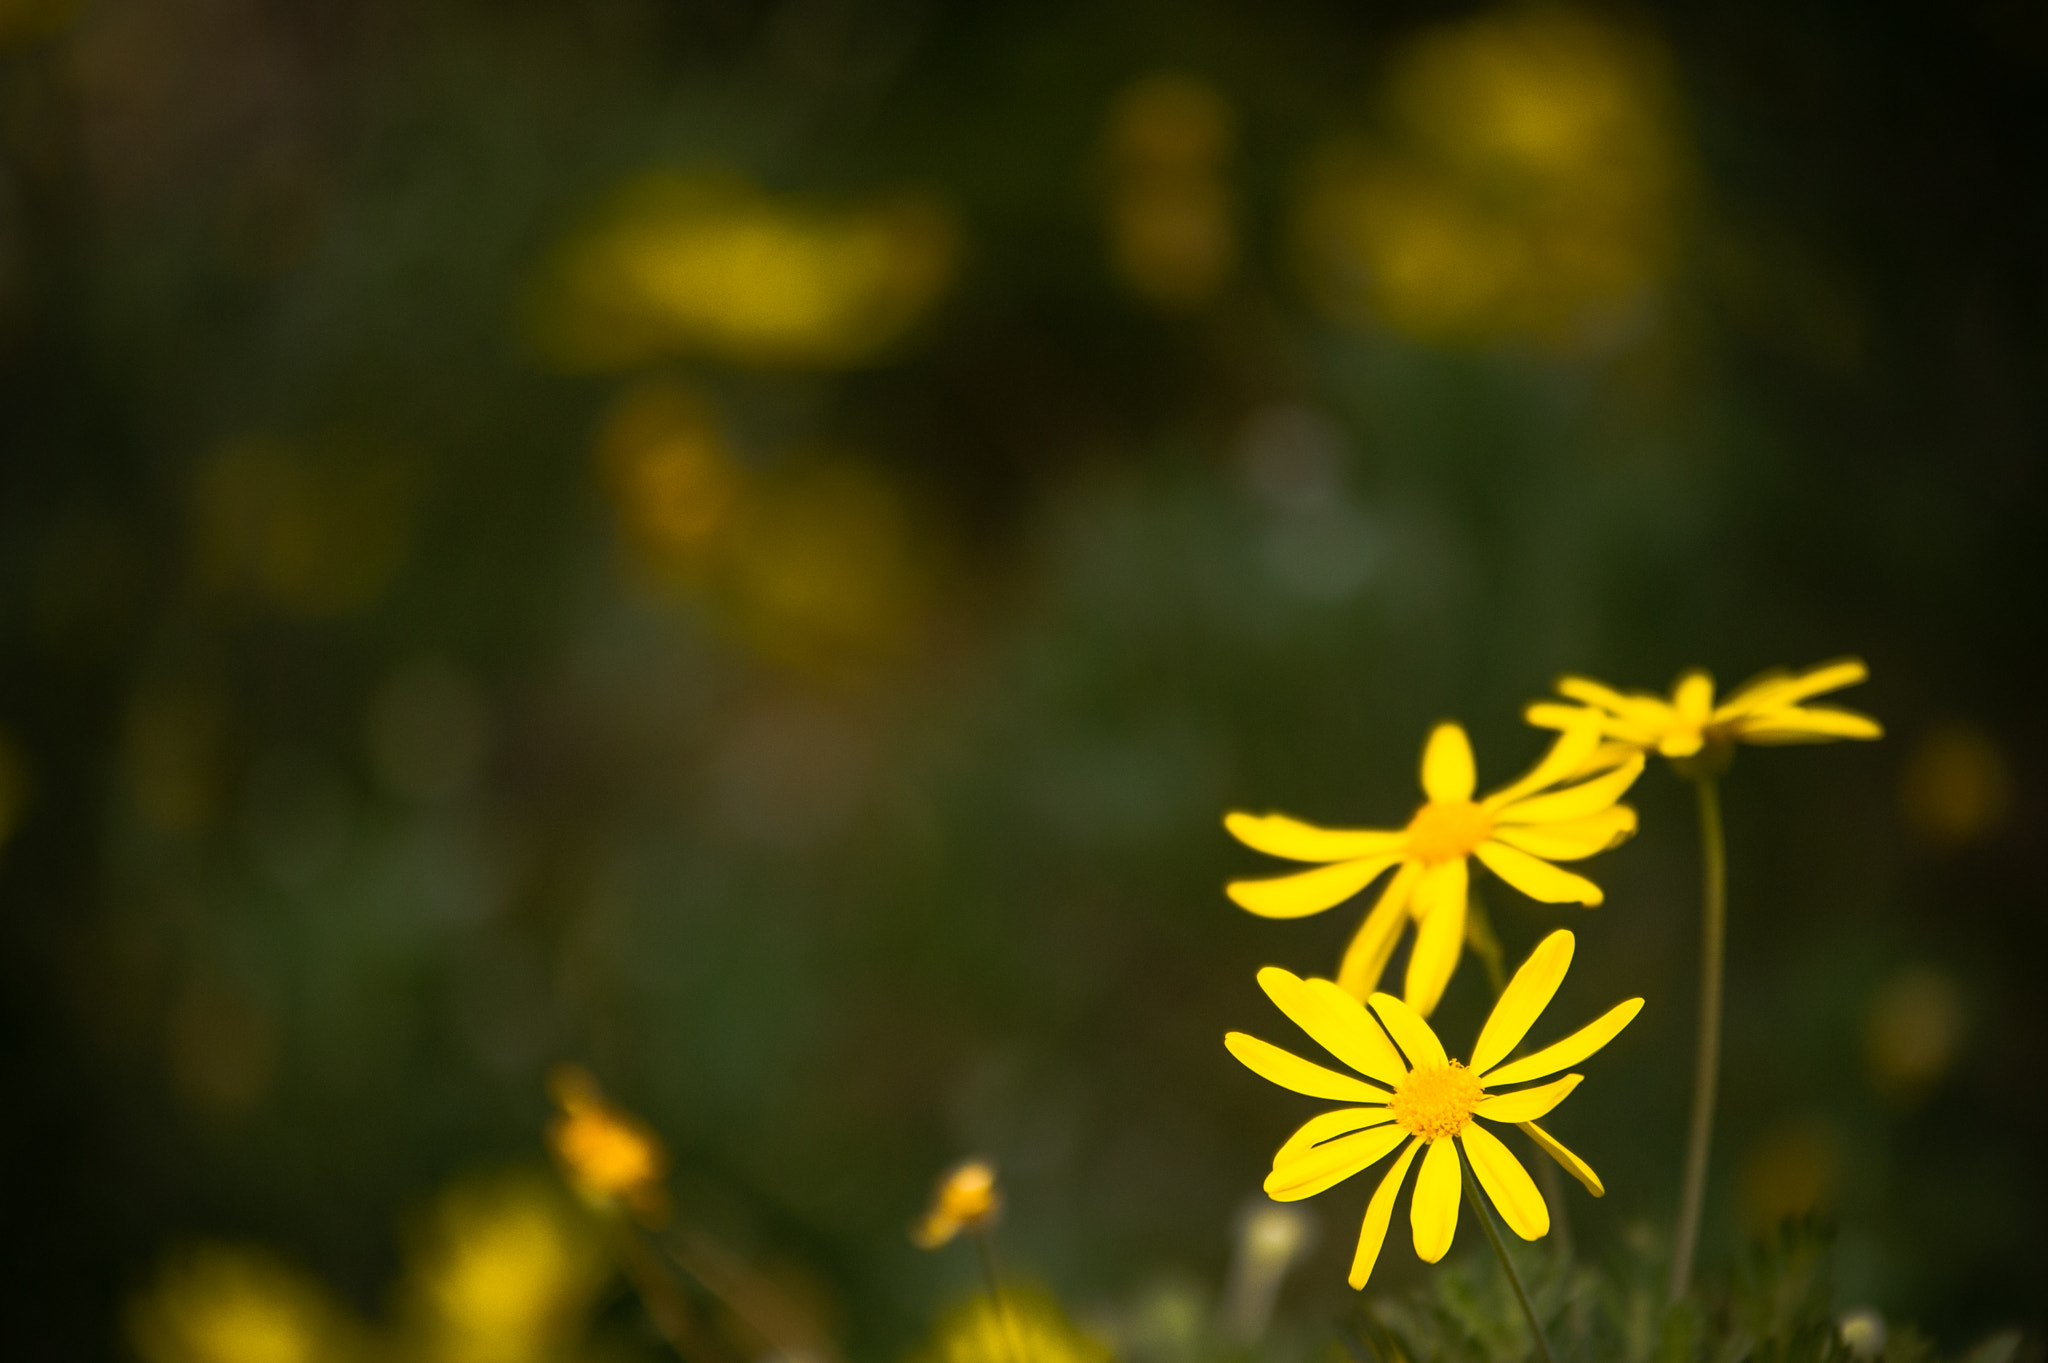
1459 1151 1556 1363
1668 773 1726 1301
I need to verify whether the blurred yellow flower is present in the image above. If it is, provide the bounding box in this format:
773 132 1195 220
913 1158 1002 1249
1225 716 1640 1013
1102 73 1237 309
1525 657 1881 770
1226 929 1638 1289
917 1286 1110 1363
596 381 744 589
1293 5 1684 348
547 1065 670 1225
129 1244 363 1363
399 1171 609 1363
535 172 957 369
1898 721 2011 849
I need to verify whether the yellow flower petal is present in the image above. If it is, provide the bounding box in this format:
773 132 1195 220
1555 676 1634 712
1522 700 1587 733
1470 929 1573 1073
1460 1122 1549 1240
1336 860 1422 999
1402 858 1467 1016
1488 807 1637 861
1728 706 1883 744
1225 1033 1392 1102
1224 812 1409 863
1265 1122 1408 1201
1366 992 1448 1070
1482 998 1642 1085
1471 1072 1582 1122
1482 713 1603 809
1518 1120 1603 1196
1673 671 1715 723
1717 657 1866 717
1274 1107 1398 1166
1347 1137 1422 1290
1473 840 1604 905
1257 967 1408 1087
1226 854 1401 919
1492 756 1643 826
1420 722 1476 803
1409 1137 1461 1263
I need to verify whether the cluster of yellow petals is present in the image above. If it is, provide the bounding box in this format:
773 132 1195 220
1224 714 1641 1014
1525 657 1882 767
1225 930 1639 1289
912 1159 1002 1249
546 1066 670 1225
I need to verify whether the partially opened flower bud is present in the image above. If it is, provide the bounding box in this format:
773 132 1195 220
912 1159 1001 1249
546 1065 670 1225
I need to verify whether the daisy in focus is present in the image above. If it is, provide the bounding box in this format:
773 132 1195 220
1224 716 1641 1014
1525 657 1881 772
1226 929 1638 1290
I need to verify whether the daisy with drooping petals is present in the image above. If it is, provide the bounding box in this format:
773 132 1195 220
1226 929 1637 1291
1223 716 1641 1014
1525 657 1882 770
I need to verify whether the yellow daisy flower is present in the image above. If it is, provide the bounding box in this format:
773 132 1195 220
1525 657 1882 768
1225 929 1639 1290
1223 717 1642 1014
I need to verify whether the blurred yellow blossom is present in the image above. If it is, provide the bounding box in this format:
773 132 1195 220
536 172 957 369
1227 929 1638 1289
1103 73 1237 309
129 1244 364 1363
546 1065 670 1224
1738 1118 1840 1234
917 1287 1110 1363
1898 721 2011 849
192 436 419 618
913 1158 1002 1249
1863 966 1965 1103
1294 5 1684 348
1526 657 1882 773
399 1170 609 1363
1225 714 1639 1013
596 381 745 589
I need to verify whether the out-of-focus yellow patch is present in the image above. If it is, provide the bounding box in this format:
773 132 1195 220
1738 1118 1840 1234
912 1158 1001 1249
916 1286 1111 1363
124 673 228 835
0 0 79 47
597 381 744 590
128 1244 365 1363
1899 721 2011 850
1295 5 1685 349
547 1065 670 1224
534 173 957 369
397 1170 608 1363
1103 73 1237 310
720 463 926 674
1863 966 1965 1103
193 437 419 618
167 968 277 1117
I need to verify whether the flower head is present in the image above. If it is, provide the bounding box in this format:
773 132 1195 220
1224 716 1640 1014
1225 929 1639 1290
546 1066 669 1225
912 1159 1002 1249
1525 657 1881 772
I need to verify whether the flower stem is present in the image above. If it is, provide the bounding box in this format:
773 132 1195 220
1668 774 1726 1302
971 1226 1026 1363
1460 1152 1556 1363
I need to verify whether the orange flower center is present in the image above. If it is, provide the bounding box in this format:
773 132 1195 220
1389 1061 1483 1139
1406 800 1493 863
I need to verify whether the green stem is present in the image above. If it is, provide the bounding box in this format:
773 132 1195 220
971 1227 1025 1363
1460 1153 1557 1363
1668 774 1726 1302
